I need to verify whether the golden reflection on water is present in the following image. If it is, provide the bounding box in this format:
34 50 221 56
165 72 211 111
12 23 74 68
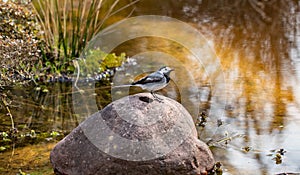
119 0 300 174
112 16 297 132
178 1 300 174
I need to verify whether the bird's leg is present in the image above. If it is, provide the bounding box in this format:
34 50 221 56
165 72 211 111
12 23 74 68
151 91 163 102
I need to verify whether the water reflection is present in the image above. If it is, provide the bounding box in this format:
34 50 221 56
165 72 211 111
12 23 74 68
131 0 300 174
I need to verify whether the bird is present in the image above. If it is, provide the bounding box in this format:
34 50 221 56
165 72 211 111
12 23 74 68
113 66 174 101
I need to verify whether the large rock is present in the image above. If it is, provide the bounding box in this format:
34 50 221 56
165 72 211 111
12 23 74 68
50 93 215 175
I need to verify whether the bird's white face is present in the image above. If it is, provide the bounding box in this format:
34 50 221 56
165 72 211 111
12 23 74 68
159 66 174 75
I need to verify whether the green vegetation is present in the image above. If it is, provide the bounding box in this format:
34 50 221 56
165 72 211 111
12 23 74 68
79 48 126 76
31 0 138 77
0 129 65 152
0 0 137 151
0 0 139 86
0 1 137 174
0 0 43 86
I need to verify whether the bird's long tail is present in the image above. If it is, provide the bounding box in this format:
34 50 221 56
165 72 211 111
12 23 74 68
112 84 140 88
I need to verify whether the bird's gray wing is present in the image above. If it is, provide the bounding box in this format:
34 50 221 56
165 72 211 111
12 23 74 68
131 72 164 85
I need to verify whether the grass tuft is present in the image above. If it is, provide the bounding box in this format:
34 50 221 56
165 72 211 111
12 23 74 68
31 0 139 61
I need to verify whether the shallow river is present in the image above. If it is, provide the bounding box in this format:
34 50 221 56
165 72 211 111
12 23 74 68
113 1 300 174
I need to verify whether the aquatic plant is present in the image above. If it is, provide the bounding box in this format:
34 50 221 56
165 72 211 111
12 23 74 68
0 0 138 86
31 0 139 62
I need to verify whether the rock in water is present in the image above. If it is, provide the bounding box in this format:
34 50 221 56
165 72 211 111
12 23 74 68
50 93 215 175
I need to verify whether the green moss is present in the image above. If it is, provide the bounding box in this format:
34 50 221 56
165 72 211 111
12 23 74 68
79 48 126 76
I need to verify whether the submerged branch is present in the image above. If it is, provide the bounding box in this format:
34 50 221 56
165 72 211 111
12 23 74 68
1 95 15 130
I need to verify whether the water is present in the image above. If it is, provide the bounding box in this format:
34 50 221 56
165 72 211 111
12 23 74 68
1 0 300 174
129 1 300 174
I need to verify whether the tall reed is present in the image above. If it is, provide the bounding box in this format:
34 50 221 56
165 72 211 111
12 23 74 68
31 0 139 61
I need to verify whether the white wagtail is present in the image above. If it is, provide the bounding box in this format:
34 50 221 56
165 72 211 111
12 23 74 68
114 66 174 101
